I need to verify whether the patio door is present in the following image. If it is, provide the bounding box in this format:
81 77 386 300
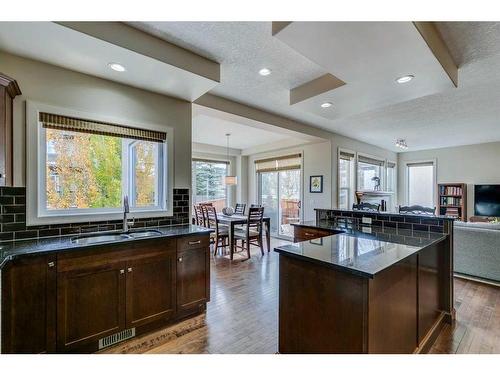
257 154 302 239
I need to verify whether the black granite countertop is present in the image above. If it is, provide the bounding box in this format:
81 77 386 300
0 225 213 269
274 220 448 278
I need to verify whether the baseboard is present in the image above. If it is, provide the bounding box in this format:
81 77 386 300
414 312 447 354
454 273 500 287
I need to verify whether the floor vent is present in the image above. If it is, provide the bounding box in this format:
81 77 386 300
98 328 135 350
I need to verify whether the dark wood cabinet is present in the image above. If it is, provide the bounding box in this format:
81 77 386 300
1 254 56 353
176 241 210 317
126 246 176 328
1 233 210 353
0 73 21 186
293 225 335 242
57 259 127 352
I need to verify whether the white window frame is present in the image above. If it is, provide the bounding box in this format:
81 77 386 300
356 152 386 192
26 101 174 225
191 158 230 207
126 140 165 211
385 159 397 193
337 147 356 209
404 159 437 207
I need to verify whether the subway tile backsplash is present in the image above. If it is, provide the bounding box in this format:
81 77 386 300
0 187 190 242
316 209 451 235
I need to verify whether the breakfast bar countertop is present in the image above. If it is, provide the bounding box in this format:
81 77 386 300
0 224 213 269
274 221 448 278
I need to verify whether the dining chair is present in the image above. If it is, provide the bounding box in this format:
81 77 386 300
205 205 229 255
234 203 246 215
234 206 265 259
194 204 206 227
352 202 380 212
399 205 436 215
250 204 262 208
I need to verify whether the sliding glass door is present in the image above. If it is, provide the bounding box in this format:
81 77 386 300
259 169 301 238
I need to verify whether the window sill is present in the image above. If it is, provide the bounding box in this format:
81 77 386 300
28 208 173 226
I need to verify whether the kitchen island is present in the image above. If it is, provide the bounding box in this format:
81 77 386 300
274 209 454 354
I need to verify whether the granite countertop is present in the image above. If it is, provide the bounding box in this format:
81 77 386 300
274 221 448 278
0 224 213 269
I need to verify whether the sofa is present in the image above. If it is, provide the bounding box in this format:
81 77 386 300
454 221 500 283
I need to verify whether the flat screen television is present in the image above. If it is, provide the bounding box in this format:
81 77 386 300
474 184 500 216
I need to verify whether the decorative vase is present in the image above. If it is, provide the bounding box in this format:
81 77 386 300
355 191 364 205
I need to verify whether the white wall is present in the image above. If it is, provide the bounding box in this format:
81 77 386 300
246 135 397 222
398 141 500 218
247 141 332 222
0 51 192 188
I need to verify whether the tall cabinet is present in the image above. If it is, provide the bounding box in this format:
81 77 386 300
0 73 21 186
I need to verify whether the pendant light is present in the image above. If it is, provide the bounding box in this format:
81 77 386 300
224 133 237 185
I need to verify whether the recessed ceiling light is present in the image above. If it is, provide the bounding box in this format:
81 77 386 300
259 68 272 76
396 75 414 84
321 102 333 108
108 63 126 72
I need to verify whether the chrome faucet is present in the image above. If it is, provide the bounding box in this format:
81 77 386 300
123 195 134 232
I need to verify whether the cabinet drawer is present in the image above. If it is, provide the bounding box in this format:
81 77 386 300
294 226 333 241
177 234 209 251
57 245 131 273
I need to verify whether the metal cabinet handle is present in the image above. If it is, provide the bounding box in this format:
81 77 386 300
304 232 315 237
48 261 55 268
178 257 183 263
120 269 125 274
188 240 201 245
127 267 133 273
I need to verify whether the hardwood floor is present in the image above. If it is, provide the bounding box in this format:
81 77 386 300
430 277 500 354
125 238 500 354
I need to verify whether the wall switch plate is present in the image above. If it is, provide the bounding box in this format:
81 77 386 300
362 217 372 225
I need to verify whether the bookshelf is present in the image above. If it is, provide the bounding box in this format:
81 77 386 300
438 183 467 221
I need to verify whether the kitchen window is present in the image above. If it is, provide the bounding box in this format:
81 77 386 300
27 103 173 225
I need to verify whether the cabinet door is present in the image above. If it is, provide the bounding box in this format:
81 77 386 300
177 246 210 317
57 261 126 352
125 251 176 328
1 255 56 353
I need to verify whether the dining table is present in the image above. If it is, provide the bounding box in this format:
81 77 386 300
217 214 271 260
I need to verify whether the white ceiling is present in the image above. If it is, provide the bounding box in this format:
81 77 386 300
275 22 455 120
0 22 218 101
192 105 320 151
130 21 500 152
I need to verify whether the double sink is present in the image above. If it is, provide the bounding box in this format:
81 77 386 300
71 229 162 245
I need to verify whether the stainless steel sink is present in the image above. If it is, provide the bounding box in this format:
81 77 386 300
71 233 132 245
128 230 162 238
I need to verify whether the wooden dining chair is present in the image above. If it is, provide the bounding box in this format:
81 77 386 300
234 206 265 259
205 205 229 255
194 204 206 227
250 204 262 208
234 203 246 215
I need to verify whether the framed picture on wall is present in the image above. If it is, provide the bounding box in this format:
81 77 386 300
310 175 323 193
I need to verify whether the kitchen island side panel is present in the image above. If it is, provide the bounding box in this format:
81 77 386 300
278 255 368 354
